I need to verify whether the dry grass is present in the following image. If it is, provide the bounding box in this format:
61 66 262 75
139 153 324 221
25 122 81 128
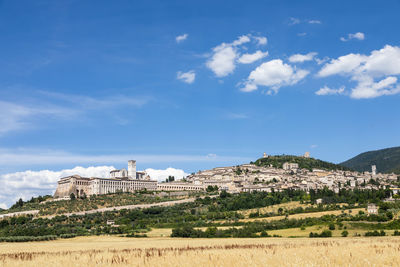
235 208 364 223
1 236 400 266
238 201 311 217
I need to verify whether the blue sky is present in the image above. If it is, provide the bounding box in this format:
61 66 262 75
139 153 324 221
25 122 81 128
1 0 400 207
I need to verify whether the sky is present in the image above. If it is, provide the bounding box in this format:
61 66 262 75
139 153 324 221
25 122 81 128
1 0 400 208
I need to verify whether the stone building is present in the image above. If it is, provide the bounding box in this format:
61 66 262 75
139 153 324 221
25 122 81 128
283 162 299 170
54 160 156 198
367 203 378 214
157 182 205 191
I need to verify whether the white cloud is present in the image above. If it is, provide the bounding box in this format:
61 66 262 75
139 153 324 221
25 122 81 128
241 59 309 93
145 168 189 182
231 35 251 46
0 100 77 135
315 86 346 96
238 50 269 64
224 112 248 120
0 166 114 209
206 35 270 77
289 52 317 63
297 33 307 37
289 17 301 25
254 36 267 45
177 70 196 84
0 203 7 209
206 35 252 77
176 33 188 43
351 76 399 99
206 44 238 77
308 20 321 24
318 45 400 98
0 92 151 136
340 32 365 42
318 53 367 77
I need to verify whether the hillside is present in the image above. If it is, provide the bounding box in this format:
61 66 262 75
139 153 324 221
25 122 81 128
253 155 351 171
340 147 400 174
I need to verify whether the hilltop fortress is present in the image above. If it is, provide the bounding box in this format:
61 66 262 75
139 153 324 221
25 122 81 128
54 154 399 199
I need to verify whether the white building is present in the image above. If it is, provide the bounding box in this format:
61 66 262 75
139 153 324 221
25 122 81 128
54 160 156 198
283 162 299 170
372 165 377 176
367 203 378 214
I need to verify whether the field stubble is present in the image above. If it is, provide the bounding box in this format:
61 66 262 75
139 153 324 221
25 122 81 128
1 236 400 266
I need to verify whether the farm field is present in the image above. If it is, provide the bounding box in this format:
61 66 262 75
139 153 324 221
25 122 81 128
1 236 400 266
217 207 365 223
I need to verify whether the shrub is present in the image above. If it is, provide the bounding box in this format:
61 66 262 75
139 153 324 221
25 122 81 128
309 230 332 238
365 230 386 236
341 230 348 237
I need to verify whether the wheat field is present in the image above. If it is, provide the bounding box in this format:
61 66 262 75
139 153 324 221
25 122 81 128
1 236 400 266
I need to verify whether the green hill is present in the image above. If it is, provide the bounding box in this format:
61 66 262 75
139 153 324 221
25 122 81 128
340 146 400 174
253 155 351 171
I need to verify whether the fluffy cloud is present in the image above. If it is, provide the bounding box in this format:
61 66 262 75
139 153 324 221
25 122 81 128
176 33 188 43
254 36 267 45
241 59 309 93
238 50 269 64
289 52 317 63
351 76 399 99
0 166 114 208
205 35 272 77
206 35 251 77
340 32 365 42
177 70 196 84
145 168 189 182
318 45 400 98
315 86 345 96
318 53 367 77
206 44 238 77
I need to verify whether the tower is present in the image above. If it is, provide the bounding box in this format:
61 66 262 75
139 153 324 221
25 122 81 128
128 160 136 179
304 152 310 158
263 152 268 158
372 165 377 176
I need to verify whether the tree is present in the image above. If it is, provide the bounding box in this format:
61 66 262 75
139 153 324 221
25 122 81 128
329 223 335 230
70 193 76 201
206 185 218 192
341 230 349 237
17 198 24 207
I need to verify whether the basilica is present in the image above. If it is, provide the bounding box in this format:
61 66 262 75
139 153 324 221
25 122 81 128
54 160 157 198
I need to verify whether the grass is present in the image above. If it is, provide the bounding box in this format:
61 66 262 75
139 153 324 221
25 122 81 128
1 236 400 266
237 201 311 217
218 208 364 223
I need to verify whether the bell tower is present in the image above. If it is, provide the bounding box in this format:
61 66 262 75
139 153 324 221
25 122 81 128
128 160 136 179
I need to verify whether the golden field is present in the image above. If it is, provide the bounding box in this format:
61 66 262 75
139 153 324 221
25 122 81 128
1 236 400 266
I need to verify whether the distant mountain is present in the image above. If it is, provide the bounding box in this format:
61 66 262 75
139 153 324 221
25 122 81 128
340 146 400 174
253 155 351 171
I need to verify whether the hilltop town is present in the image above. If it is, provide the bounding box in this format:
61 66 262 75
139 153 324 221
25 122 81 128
183 153 399 194
52 153 400 200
